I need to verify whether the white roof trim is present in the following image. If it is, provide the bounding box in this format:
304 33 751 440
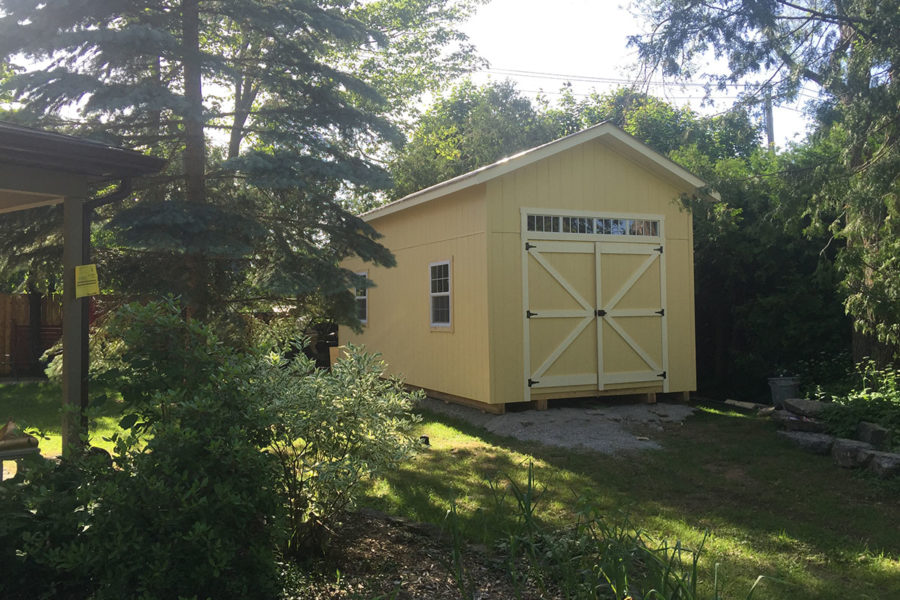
363 122 718 222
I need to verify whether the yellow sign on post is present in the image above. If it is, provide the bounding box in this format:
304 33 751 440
74 264 100 298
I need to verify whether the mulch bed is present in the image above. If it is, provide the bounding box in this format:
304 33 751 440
287 508 552 599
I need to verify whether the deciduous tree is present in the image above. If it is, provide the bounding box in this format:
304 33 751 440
631 0 900 356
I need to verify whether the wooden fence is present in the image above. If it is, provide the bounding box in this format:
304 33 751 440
0 294 63 376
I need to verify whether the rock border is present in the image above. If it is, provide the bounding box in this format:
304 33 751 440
771 398 899 479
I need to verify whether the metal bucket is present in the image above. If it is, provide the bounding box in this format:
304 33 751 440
768 376 801 407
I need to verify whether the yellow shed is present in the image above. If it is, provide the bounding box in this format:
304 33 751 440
339 123 713 413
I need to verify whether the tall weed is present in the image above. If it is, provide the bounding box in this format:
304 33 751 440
445 463 776 599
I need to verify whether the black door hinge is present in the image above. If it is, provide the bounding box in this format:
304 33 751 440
655 308 665 316
657 371 667 379
526 310 538 319
528 378 540 387
596 309 607 317
654 245 663 254
525 242 536 251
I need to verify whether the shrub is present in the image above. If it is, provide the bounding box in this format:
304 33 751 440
6 301 423 593
4 301 281 599
820 360 900 449
0 454 98 599
795 350 854 398
258 344 422 554
0 395 281 600
85 383 282 599
88 299 242 419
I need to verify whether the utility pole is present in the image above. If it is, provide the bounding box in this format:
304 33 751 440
764 93 775 148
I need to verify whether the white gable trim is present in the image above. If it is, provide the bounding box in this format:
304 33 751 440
363 122 718 222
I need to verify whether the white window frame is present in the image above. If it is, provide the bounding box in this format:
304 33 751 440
355 272 368 325
429 260 452 328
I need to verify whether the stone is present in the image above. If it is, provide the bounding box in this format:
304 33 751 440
724 399 767 411
771 410 828 433
831 438 874 469
857 421 892 451
866 451 900 479
777 431 835 455
782 397 827 418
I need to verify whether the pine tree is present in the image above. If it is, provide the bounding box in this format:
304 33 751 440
0 0 481 321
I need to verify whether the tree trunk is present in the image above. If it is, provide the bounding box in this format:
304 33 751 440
228 77 257 160
181 0 210 316
149 54 163 148
181 0 205 204
228 35 259 160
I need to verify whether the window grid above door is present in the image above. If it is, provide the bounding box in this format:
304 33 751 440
526 213 660 239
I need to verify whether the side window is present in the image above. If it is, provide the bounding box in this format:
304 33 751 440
429 261 451 327
355 272 367 324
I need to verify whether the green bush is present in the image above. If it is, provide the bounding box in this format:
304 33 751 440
0 454 98 599
85 384 282 599
3 301 282 599
821 360 900 449
89 299 244 418
259 344 422 555
4 301 423 595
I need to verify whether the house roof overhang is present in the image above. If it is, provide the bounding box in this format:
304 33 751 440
362 122 719 222
0 121 166 214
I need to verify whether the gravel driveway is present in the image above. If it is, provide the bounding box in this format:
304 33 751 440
420 397 695 454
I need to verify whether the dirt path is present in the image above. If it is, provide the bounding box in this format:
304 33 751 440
420 397 695 454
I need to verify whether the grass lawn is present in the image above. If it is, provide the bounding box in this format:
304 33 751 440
0 380 124 457
361 404 900 600
3 379 897 599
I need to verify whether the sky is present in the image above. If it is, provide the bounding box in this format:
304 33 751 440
458 0 815 147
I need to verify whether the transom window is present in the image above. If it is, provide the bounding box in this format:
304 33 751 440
355 273 367 324
429 261 451 327
526 213 660 238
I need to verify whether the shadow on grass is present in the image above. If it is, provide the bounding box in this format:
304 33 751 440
362 403 900 600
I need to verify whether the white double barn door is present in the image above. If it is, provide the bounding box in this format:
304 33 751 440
523 236 668 397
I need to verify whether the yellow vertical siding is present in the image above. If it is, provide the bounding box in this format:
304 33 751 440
343 133 700 408
339 186 491 403
486 139 697 404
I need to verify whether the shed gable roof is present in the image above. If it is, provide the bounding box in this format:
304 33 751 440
364 122 717 221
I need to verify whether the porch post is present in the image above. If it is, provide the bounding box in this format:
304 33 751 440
61 195 87 455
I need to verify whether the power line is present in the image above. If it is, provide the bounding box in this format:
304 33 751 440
484 66 822 97
520 88 747 102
